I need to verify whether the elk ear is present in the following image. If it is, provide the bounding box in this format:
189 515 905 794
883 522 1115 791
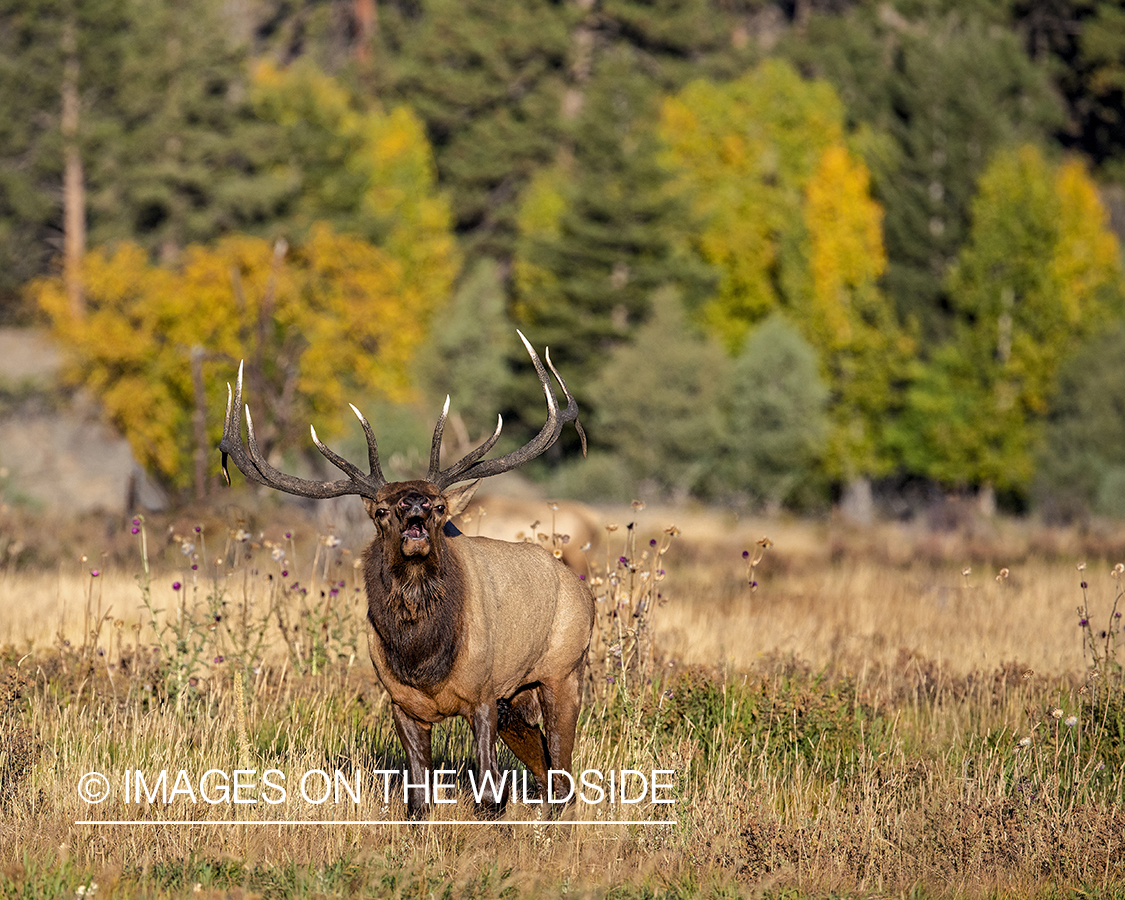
442 480 481 519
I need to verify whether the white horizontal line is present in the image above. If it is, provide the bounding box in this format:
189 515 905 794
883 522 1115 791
75 819 676 827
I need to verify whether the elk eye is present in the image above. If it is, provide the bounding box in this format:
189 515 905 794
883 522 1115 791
434 504 445 515
375 508 389 519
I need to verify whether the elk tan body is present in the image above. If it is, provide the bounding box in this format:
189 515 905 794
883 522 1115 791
365 533 593 724
219 333 593 816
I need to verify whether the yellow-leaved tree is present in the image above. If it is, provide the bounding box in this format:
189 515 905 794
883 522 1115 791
35 226 438 497
660 59 844 351
897 146 1124 493
251 60 459 320
661 61 912 488
799 144 914 481
35 62 459 498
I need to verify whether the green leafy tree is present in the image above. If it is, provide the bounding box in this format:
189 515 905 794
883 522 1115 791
725 316 829 511
898 146 1123 492
416 258 515 439
798 143 914 481
1035 325 1125 521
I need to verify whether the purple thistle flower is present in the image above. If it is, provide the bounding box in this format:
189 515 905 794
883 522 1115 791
194 525 201 533
650 539 657 547
1080 618 1089 627
90 569 100 577
132 517 141 526
131 526 139 535
742 550 750 559
213 655 224 664
281 570 288 578
172 581 181 591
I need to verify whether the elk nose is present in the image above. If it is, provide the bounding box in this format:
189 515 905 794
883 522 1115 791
401 495 431 518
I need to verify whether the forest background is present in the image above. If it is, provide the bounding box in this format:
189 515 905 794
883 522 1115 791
5 0 1125 521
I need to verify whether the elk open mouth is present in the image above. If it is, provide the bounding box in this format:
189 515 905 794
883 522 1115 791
401 520 431 556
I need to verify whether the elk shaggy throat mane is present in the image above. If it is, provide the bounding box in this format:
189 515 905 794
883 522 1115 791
363 529 465 690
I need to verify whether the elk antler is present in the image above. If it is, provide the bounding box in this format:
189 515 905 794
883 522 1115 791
428 331 586 490
219 361 387 500
219 332 585 498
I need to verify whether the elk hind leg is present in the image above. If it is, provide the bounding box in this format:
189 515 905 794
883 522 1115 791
497 691 549 796
538 669 582 809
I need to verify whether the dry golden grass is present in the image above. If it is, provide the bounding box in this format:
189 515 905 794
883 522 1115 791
1 503 1124 898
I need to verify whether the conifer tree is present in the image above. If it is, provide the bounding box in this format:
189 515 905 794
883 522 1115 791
514 48 712 397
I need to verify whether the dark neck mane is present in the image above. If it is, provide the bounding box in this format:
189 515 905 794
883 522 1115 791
364 536 464 690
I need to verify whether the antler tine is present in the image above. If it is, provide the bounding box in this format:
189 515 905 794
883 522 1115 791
545 347 587 456
434 414 504 485
310 424 366 480
349 403 386 484
432 332 584 489
426 396 451 482
218 361 386 500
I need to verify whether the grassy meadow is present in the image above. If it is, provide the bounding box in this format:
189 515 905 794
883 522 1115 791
1 495 1125 898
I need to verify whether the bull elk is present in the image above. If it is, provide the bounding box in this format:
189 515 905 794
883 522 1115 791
218 333 594 817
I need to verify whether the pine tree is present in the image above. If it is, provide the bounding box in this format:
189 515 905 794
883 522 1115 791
376 0 572 260
513 48 713 406
589 288 727 498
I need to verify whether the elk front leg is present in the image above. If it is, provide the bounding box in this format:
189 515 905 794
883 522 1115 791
391 703 433 817
470 701 505 818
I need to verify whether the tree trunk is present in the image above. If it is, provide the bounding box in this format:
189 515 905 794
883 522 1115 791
61 17 85 318
353 0 377 65
561 0 596 123
839 476 874 525
191 346 208 501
